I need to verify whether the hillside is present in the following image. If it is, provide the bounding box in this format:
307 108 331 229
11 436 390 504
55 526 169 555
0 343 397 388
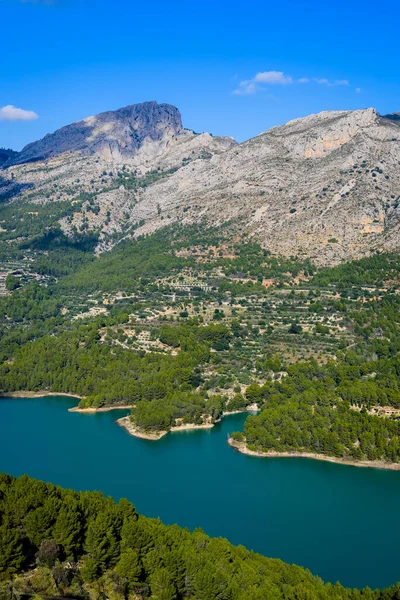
3 473 400 599
1 103 399 264
137 108 400 264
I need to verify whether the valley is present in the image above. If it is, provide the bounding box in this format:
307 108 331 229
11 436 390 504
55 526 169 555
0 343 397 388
2 101 400 597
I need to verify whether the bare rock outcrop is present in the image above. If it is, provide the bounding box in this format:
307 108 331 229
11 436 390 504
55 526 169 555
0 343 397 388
135 108 400 263
2 104 400 265
4 102 185 167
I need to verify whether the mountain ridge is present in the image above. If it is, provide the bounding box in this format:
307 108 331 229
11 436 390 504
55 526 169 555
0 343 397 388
1 102 399 265
4 101 186 167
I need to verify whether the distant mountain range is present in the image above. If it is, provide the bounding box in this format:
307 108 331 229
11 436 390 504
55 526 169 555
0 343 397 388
1 101 399 264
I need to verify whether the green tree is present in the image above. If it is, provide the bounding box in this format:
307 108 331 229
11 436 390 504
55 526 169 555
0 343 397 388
150 568 177 600
0 524 24 578
24 507 53 547
85 512 120 570
52 506 82 559
80 556 99 582
115 549 142 589
5 275 20 291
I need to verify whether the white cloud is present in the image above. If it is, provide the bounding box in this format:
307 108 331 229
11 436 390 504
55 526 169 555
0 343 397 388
314 78 331 86
254 71 292 85
233 70 293 95
355 87 361 93
314 78 349 87
232 81 257 95
0 105 38 121
233 71 354 95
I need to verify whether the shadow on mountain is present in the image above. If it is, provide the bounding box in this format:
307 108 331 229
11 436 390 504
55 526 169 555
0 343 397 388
0 174 34 203
20 228 99 253
382 113 400 123
0 148 19 167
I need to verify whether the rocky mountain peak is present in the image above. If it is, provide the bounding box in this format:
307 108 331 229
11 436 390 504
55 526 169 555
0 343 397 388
2 104 399 266
5 101 184 167
261 108 379 159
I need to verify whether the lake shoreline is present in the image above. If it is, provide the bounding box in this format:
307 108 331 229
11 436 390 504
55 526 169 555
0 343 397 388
2 394 400 589
117 417 167 440
0 392 133 413
0 391 83 400
0 393 259 420
69 405 133 413
116 405 260 441
116 416 215 440
228 438 400 471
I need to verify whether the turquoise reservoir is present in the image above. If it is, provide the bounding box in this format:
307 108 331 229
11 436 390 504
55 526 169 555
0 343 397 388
1 395 399 589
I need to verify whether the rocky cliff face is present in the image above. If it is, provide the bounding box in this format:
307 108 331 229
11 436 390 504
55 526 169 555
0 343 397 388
2 104 400 264
134 108 400 263
5 102 185 166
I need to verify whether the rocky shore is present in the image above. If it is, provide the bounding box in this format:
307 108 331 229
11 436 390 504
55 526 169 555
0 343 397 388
228 438 400 471
116 416 214 440
116 405 259 441
0 391 82 400
68 405 133 413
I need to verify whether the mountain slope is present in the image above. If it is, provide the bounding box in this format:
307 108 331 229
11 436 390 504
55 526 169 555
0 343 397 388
1 104 399 264
0 101 236 249
5 102 184 166
0 148 18 167
134 108 400 263
4 100 236 170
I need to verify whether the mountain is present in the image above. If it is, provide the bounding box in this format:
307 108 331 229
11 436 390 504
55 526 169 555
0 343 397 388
137 107 400 264
1 103 400 264
4 101 235 167
383 112 400 122
4 101 182 166
0 148 18 167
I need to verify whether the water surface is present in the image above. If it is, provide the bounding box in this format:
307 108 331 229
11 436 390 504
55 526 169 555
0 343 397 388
1 395 399 589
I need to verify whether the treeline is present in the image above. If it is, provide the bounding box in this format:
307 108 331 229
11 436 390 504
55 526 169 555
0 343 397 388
2 474 400 600
233 357 400 463
0 197 80 243
61 230 193 293
0 282 61 324
241 401 400 462
132 393 229 432
0 322 208 407
0 282 66 362
132 391 206 431
245 356 400 409
0 321 231 420
312 253 400 288
346 294 400 359
28 228 97 277
159 322 231 351
214 243 315 280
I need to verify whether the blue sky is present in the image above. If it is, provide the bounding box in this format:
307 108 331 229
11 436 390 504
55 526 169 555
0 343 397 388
1 0 399 150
